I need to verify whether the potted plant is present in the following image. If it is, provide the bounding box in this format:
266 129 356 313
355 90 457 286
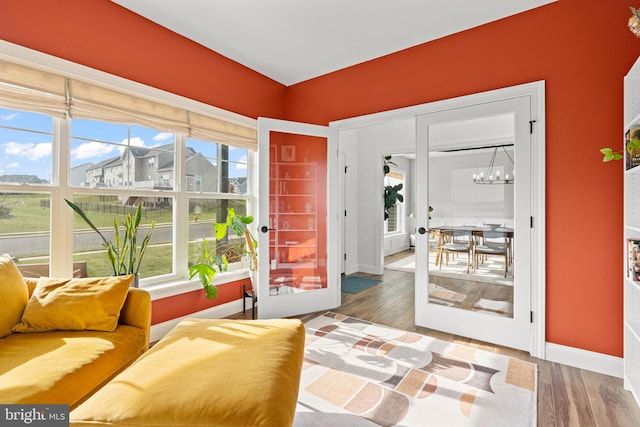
65 199 155 286
383 156 404 220
189 207 257 299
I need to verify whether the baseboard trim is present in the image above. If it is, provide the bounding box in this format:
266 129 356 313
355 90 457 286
150 299 245 343
358 264 381 275
545 342 623 378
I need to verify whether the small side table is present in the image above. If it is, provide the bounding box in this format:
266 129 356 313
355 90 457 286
242 284 257 319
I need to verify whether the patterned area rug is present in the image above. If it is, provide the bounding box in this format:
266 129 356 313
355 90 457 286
294 312 537 427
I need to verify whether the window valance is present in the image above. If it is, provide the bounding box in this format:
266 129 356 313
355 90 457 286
0 59 257 149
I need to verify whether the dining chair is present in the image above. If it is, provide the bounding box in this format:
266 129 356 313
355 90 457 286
439 229 473 273
474 230 510 278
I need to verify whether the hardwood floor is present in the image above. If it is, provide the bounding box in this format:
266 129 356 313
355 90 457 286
389 249 514 317
227 262 640 426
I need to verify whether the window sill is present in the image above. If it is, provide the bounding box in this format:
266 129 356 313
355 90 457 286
143 269 251 301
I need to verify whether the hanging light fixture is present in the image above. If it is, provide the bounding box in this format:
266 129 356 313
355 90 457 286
472 146 514 184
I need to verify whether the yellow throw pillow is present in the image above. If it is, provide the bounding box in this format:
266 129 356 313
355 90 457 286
12 275 134 333
0 254 29 338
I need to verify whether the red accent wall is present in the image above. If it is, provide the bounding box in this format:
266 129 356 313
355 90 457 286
151 278 252 324
285 0 640 357
3 0 640 356
0 0 287 120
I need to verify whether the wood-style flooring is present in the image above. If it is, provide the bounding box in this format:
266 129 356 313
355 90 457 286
227 253 640 426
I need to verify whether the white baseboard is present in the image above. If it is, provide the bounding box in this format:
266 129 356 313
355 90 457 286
150 299 246 343
358 264 381 275
150 302 624 380
344 262 359 276
545 342 623 378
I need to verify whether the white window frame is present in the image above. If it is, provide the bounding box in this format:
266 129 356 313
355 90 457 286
0 40 258 300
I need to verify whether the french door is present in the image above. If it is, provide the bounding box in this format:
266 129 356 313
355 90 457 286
415 96 532 351
256 118 340 319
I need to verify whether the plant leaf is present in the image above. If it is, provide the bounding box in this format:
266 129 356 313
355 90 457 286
65 199 110 246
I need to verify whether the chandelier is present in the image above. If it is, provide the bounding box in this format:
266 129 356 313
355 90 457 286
472 146 514 185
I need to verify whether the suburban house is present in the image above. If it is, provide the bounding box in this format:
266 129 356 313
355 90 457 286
2 0 640 422
73 144 219 193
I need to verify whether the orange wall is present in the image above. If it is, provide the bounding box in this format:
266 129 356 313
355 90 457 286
285 0 640 357
2 0 639 356
0 0 286 120
151 278 252 324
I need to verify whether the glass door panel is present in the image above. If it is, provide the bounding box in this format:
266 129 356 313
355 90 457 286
269 133 326 295
428 144 515 318
257 118 339 319
415 96 532 351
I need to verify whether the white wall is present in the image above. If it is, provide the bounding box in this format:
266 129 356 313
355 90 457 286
354 120 415 274
429 150 514 226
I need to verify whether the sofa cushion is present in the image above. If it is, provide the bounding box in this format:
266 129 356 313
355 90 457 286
0 325 147 408
13 275 133 333
0 254 29 338
70 318 306 427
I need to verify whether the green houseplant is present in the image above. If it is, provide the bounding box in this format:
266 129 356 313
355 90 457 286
65 199 155 283
189 208 257 299
600 137 640 162
383 156 404 220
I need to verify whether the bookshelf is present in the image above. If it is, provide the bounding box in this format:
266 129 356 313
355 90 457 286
624 55 640 407
268 162 319 292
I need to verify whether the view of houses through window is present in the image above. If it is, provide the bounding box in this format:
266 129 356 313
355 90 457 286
0 106 252 283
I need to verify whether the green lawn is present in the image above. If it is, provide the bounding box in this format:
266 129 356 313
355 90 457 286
1 193 249 277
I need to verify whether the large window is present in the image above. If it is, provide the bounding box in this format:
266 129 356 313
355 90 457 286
0 57 256 288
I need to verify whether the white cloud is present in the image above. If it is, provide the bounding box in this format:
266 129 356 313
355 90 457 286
3 141 51 161
117 137 146 154
126 136 146 147
153 132 173 142
1 113 18 121
235 155 248 170
71 140 115 160
0 164 17 175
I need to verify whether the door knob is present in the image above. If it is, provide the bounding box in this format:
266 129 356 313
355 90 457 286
418 227 427 234
260 226 271 233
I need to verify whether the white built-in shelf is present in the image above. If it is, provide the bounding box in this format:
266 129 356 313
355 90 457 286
624 55 640 408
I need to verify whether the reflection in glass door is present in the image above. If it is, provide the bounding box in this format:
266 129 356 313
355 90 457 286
269 134 326 295
428 144 515 318
257 118 339 319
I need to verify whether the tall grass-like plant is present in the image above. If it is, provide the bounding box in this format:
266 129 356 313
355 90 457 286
189 208 256 299
65 199 155 277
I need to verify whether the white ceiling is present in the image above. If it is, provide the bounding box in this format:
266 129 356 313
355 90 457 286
112 0 556 86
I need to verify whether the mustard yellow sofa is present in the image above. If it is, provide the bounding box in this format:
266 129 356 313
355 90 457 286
0 254 151 409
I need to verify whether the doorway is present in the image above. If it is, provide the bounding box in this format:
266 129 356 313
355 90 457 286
333 81 545 357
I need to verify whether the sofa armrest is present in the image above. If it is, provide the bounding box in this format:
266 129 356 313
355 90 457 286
119 288 151 347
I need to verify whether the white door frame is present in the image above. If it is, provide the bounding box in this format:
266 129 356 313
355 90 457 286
331 81 546 358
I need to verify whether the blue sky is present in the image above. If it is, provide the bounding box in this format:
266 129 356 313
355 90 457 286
0 107 248 182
